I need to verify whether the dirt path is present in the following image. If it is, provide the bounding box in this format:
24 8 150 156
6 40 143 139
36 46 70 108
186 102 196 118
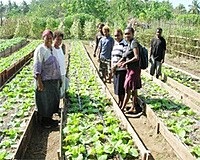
83 41 179 160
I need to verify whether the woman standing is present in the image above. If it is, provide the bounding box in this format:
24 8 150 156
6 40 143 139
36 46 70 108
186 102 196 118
53 30 66 99
33 29 61 128
111 29 127 108
120 27 142 114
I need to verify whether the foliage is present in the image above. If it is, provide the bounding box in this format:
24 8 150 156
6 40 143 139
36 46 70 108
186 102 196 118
29 17 46 39
0 18 17 38
45 17 60 31
83 20 96 40
70 19 82 39
175 14 200 26
14 17 30 38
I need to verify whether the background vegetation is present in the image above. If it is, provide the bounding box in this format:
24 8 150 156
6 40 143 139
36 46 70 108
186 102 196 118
0 0 200 58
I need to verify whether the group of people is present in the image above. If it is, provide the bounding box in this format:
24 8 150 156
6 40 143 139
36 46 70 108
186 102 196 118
94 23 166 114
33 24 166 128
33 29 66 128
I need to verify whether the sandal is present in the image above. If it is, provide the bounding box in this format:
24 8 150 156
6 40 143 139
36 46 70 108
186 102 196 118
125 109 137 114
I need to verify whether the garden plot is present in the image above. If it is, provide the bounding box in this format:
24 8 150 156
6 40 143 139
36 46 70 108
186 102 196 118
140 75 200 159
61 41 142 160
0 61 35 159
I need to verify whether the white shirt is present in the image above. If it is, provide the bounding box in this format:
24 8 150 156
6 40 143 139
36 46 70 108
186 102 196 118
53 47 66 76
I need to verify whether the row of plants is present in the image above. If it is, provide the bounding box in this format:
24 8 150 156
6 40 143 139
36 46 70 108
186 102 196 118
62 41 139 159
140 75 200 158
0 37 26 52
0 40 41 73
162 65 200 93
0 61 35 159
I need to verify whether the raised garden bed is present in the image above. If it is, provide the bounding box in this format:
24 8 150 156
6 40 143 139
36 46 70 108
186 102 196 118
59 41 150 160
0 61 35 159
139 75 200 159
0 40 41 88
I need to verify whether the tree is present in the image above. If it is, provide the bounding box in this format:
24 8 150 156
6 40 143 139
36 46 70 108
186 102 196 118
21 0 29 15
188 0 200 14
0 1 5 26
174 4 187 14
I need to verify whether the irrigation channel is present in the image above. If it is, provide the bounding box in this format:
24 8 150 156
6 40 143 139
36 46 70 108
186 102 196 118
0 40 199 160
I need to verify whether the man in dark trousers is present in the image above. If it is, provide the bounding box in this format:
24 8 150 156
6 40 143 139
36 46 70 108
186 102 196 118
149 27 166 79
93 23 105 57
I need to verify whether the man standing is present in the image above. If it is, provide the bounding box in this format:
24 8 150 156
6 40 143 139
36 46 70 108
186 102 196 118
93 23 105 57
149 28 166 79
97 25 114 83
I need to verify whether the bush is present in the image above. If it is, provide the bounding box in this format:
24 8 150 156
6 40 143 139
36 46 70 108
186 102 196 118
14 17 30 38
29 17 46 39
83 20 96 40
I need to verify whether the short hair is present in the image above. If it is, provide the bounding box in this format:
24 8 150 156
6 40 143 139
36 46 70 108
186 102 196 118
115 29 123 35
53 30 64 39
156 27 162 33
98 23 105 29
102 25 110 32
125 27 134 34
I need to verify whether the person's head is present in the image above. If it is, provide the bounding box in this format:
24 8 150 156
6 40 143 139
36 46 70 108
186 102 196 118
53 30 64 48
42 29 53 48
98 23 105 33
156 27 162 37
102 25 110 37
114 29 123 42
124 27 134 42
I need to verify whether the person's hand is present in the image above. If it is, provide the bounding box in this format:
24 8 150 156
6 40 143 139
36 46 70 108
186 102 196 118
37 81 44 91
121 62 126 68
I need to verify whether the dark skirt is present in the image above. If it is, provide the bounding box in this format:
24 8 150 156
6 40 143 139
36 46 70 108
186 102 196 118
113 70 126 95
124 68 142 92
35 80 60 118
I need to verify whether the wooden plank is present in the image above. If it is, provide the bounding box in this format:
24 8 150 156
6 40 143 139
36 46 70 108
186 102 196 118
58 98 65 160
145 103 196 160
158 118 196 160
82 43 151 160
165 76 200 104
14 110 36 159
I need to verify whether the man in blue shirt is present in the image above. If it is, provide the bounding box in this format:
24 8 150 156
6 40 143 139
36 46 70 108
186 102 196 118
97 25 114 83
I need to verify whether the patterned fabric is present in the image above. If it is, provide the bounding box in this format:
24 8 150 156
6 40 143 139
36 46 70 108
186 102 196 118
99 59 111 77
111 39 127 71
33 44 61 81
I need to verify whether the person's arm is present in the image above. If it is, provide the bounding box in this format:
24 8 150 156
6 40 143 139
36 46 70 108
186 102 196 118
97 39 102 62
122 47 139 66
161 38 166 63
36 74 44 91
150 38 154 57
33 46 44 91
93 35 98 57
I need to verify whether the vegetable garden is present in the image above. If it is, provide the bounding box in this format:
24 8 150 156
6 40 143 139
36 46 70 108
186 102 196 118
61 42 139 159
0 34 199 160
